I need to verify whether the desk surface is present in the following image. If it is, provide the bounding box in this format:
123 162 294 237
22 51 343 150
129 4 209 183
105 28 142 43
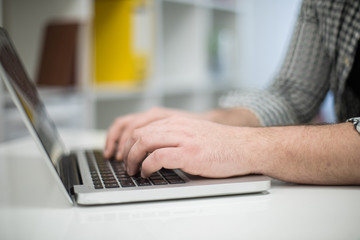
0 130 359 240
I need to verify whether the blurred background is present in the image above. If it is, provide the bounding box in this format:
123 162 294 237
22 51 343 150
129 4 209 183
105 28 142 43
0 0 314 142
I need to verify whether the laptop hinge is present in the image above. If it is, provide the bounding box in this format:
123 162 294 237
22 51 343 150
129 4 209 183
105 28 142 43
59 153 83 195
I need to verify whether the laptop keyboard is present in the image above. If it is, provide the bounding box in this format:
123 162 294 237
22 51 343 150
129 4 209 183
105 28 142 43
86 150 185 189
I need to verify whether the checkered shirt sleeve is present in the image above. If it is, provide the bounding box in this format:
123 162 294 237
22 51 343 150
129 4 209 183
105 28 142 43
219 0 360 126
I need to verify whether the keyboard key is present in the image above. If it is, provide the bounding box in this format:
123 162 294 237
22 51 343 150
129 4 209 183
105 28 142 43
134 177 152 186
103 180 118 185
92 179 102 184
119 180 136 187
117 174 128 179
105 183 119 188
149 172 163 179
151 179 168 185
159 168 185 184
167 178 185 184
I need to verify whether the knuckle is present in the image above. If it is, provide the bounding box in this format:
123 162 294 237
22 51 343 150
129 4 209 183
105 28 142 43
151 150 162 163
125 122 138 132
132 128 142 139
130 130 149 147
150 150 168 168
137 135 149 147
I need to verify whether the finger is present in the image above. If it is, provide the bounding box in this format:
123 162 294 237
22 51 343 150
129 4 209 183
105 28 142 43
116 109 171 159
124 128 181 176
104 128 121 158
141 147 184 178
119 116 170 161
116 117 155 160
104 116 134 159
125 136 180 176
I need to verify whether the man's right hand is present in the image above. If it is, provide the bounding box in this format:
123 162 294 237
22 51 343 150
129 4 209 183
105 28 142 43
103 107 205 160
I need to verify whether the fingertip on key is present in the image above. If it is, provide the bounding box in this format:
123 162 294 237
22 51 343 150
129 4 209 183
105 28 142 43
116 151 122 161
103 149 110 158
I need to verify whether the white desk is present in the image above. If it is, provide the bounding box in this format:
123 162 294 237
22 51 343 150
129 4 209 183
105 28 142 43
0 130 359 240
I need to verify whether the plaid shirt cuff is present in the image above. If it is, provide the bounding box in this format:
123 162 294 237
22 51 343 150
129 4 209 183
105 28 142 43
219 89 298 127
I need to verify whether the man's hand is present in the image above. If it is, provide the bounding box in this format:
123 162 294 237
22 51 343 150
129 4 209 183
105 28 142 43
121 117 257 178
104 106 261 161
104 107 207 160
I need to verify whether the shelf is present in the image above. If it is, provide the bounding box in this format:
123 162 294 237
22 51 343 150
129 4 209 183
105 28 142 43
161 1 208 89
207 1 239 13
164 0 239 13
160 0 239 90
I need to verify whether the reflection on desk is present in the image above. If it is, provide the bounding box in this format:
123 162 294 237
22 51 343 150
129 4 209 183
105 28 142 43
0 130 360 240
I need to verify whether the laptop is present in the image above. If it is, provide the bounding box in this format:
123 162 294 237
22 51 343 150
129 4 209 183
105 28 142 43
0 27 270 205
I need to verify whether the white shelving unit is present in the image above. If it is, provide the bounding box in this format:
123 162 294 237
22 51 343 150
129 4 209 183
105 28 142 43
0 0 301 141
90 0 241 128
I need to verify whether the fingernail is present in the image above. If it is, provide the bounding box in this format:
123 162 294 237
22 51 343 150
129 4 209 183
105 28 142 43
116 151 122 160
104 149 109 157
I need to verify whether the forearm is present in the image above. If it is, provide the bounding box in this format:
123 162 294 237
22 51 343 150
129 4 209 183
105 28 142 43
251 123 360 185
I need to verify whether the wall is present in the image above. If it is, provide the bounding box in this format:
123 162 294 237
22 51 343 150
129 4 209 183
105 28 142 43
237 0 301 89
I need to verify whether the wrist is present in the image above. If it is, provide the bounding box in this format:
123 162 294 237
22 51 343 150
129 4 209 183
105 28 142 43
225 126 271 177
243 127 273 176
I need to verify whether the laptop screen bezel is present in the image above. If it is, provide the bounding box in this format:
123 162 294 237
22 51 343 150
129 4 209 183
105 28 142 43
0 27 73 204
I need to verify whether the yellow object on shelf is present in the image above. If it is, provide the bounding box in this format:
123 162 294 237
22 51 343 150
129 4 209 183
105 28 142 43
93 0 150 88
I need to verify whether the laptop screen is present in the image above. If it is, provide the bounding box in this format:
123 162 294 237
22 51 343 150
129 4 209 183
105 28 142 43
0 28 66 167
